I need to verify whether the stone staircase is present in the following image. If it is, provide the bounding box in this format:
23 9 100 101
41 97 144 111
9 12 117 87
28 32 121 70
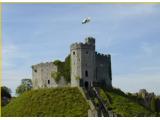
91 87 109 116
92 87 117 117
79 86 117 117
78 87 98 117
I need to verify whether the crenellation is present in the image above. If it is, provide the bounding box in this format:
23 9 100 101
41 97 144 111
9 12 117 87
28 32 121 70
70 39 95 51
96 52 108 59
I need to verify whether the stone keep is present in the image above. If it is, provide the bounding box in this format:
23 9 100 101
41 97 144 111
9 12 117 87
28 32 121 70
32 36 112 89
70 37 112 88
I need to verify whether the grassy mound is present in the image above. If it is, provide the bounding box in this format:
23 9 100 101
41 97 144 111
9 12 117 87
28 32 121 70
2 87 89 117
99 88 156 117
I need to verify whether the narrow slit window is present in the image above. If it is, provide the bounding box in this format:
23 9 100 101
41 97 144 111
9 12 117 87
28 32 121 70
48 80 50 85
85 70 88 77
73 51 75 55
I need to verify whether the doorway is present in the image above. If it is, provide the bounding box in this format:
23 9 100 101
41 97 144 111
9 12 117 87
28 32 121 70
84 81 89 89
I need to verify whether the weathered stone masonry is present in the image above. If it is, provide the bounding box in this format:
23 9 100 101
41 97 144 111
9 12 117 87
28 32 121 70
32 62 67 89
32 37 112 89
70 37 112 89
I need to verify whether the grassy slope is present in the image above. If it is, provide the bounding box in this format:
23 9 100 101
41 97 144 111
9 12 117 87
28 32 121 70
100 89 156 117
2 87 89 117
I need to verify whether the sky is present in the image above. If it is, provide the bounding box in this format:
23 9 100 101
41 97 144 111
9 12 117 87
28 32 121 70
2 3 160 96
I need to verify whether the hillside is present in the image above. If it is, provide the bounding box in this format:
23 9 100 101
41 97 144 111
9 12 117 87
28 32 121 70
99 88 158 117
2 87 89 117
2 87 159 117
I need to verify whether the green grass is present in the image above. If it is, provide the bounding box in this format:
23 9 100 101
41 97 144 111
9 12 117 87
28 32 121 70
2 87 89 117
100 88 156 117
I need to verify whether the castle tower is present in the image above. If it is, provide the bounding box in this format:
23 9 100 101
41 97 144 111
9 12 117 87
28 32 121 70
70 37 96 88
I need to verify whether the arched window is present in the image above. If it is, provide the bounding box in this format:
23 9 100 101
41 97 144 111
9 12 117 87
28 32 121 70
85 70 88 77
73 51 75 55
48 80 50 85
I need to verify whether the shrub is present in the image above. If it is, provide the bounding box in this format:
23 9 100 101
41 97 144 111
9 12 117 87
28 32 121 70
51 72 61 83
52 55 70 83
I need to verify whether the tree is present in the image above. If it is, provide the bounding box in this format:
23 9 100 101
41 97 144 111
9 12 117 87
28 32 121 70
1 86 11 98
1 86 12 106
16 79 32 95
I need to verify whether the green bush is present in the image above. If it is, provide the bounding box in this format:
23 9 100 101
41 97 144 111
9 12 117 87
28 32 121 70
53 60 62 66
52 55 70 83
51 72 61 83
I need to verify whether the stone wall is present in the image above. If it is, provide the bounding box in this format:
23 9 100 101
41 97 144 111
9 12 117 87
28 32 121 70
32 62 67 89
95 52 112 88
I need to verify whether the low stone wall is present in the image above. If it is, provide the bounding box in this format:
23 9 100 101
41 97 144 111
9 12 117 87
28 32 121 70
78 87 98 117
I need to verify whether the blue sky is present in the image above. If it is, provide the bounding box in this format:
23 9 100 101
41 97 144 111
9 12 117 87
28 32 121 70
2 3 160 96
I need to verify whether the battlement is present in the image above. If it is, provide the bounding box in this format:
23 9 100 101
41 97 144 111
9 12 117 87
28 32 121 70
70 37 95 50
31 61 55 69
70 42 95 50
95 52 111 59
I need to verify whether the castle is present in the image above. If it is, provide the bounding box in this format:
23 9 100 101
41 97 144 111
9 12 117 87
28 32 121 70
32 37 112 89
